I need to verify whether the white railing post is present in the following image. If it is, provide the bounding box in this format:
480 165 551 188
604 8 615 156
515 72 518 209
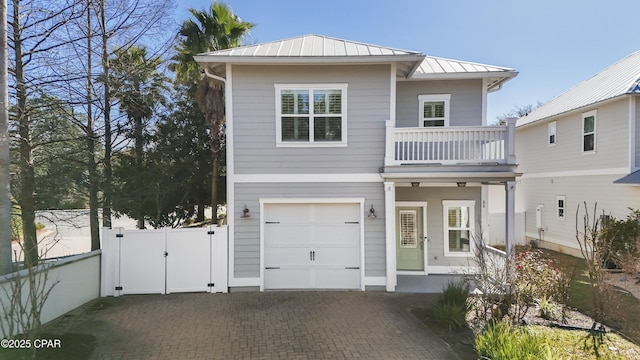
384 120 395 166
505 117 517 164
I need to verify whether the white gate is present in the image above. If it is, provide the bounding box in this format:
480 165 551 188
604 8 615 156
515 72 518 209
101 226 228 296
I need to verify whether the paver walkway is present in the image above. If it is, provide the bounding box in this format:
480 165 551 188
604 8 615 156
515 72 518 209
47 292 459 359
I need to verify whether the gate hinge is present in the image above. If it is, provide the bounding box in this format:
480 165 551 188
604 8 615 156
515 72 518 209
207 283 215 287
116 234 124 238
115 286 123 290
207 230 215 235
164 251 168 257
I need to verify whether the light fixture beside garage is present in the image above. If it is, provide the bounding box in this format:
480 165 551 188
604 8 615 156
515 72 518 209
368 205 377 218
411 182 420 187
241 205 250 218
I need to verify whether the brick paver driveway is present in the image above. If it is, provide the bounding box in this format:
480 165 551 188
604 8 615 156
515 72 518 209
50 292 459 359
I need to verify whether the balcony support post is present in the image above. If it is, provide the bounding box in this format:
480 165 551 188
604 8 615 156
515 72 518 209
384 120 395 167
505 117 517 164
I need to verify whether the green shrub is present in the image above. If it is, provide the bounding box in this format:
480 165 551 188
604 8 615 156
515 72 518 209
475 319 551 360
440 280 470 308
432 302 467 330
432 280 471 330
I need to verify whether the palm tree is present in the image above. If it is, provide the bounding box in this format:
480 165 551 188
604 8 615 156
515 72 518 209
171 1 253 223
110 46 167 228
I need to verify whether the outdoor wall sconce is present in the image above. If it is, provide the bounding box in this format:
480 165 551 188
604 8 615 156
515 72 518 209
241 205 250 218
411 182 420 188
368 205 377 218
457 182 466 188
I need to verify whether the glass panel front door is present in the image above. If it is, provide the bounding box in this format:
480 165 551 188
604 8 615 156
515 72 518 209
396 207 424 271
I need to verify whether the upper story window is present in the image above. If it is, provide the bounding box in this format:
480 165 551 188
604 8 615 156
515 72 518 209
275 84 347 147
582 110 596 153
443 200 475 257
548 121 556 146
556 195 566 220
418 94 450 127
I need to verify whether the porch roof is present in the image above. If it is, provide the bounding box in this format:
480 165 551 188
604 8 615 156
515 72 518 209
381 169 521 183
614 169 640 185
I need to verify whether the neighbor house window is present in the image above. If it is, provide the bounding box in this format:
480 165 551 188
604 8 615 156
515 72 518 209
443 200 475 256
419 94 450 127
556 196 566 220
582 110 596 152
275 84 347 146
548 121 556 145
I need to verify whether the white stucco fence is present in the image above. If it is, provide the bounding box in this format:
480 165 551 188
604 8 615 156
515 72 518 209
0 250 101 337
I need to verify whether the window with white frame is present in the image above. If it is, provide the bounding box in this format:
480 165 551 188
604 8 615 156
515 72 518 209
275 84 347 146
556 196 566 220
548 121 556 145
582 111 596 152
443 200 475 256
419 94 450 127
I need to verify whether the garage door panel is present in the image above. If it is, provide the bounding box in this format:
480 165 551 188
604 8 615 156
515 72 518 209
265 225 310 246
313 225 359 246
264 204 310 223
264 202 361 290
314 269 360 289
265 269 311 289
265 247 311 267
313 203 359 223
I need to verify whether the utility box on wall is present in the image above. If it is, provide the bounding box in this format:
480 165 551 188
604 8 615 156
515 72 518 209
536 205 544 230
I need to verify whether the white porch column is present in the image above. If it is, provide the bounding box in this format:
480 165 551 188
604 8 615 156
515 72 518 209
505 181 516 256
505 117 517 165
481 185 489 244
384 181 396 292
384 120 395 167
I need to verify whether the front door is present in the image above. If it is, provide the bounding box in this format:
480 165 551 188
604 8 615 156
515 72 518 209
396 206 425 271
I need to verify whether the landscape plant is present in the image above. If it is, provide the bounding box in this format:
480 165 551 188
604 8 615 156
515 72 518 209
474 319 551 360
432 280 470 330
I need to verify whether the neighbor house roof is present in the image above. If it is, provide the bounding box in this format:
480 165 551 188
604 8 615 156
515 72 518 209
517 50 640 127
194 34 517 88
614 169 640 185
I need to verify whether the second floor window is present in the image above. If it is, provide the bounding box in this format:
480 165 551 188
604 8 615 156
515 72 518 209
275 84 347 146
419 94 450 127
582 110 596 152
548 121 556 145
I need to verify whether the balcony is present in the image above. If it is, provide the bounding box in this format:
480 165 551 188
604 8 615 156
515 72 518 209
384 119 516 167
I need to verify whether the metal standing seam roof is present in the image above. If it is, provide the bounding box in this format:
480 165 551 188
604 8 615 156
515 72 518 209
199 34 422 58
194 34 517 87
517 50 640 127
614 169 640 185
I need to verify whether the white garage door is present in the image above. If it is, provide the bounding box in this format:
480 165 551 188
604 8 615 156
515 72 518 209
264 203 361 290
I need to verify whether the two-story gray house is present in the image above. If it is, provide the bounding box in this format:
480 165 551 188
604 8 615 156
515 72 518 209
195 35 519 292
516 50 640 256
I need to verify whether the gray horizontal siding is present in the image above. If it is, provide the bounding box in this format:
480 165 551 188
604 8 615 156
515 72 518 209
396 79 483 128
635 97 640 168
232 65 390 175
233 182 385 279
396 186 481 267
516 99 629 174
518 174 640 250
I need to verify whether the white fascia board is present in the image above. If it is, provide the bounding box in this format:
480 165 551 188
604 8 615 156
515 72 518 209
235 173 383 183
259 197 365 205
520 167 628 178
406 71 518 81
381 172 521 180
194 54 425 65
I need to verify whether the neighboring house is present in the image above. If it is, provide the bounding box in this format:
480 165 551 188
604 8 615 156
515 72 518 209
194 35 518 292
516 50 640 256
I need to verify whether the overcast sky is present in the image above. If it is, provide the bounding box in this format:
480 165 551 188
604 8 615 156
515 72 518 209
174 0 640 122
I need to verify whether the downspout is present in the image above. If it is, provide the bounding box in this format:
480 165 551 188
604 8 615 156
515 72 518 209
204 66 226 84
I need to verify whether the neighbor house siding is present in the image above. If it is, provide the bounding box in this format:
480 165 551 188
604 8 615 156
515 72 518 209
635 96 640 168
518 174 640 251
233 182 385 279
395 79 483 128
232 64 390 175
516 99 629 174
396 186 481 267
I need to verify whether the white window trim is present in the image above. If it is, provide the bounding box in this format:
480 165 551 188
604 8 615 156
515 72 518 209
275 83 348 147
418 94 450 127
548 121 557 146
442 200 476 257
556 195 566 220
582 110 597 154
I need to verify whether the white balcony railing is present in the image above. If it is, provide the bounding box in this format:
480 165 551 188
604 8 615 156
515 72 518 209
384 118 516 166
